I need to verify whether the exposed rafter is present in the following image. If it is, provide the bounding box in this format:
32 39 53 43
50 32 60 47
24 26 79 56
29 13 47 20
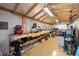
30 17 52 25
48 4 63 23
13 3 20 13
35 18 52 25
1 3 79 25
25 3 38 15
0 5 13 13
72 15 79 23
49 3 66 6
37 13 46 20
32 9 43 18
0 5 51 25
41 15 48 21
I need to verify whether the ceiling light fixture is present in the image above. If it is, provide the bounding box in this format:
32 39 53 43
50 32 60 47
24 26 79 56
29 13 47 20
43 7 54 17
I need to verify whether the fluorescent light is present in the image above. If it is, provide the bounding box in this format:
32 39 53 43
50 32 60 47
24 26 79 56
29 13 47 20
56 19 59 22
43 7 54 17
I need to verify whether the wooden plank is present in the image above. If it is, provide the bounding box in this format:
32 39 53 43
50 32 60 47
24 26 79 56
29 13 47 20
13 3 20 13
41 16 49 21
33 17 52 25
72 15 79 22
0 5 52 25
0 5 13 13
32 9 43 18
0 5 25 16
25 3 38 15
10 31 49 41
51 7 79 10
71 15 79 23
50 6 62 23
49 3 67 6
43 17 55 24
39 20 52 25
28 16 52 25
37 13 46 20
53 9 79 12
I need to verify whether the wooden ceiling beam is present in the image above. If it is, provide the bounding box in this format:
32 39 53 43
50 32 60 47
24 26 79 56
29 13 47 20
47 4 61 21
49 5 68 23
41 16 49 21
53 12 79 17
43 16 56 23
71 15 79 23
0 6 52 25
30 17 52 25
54 9 79 11
36 19 52 25
37 13 46 20
25 3 38 15
54 11 79 12
13 3 20 13
51 7 79 10
32 9 43 18
43 19 55 25
49 3 79 24
0 5 26 17
0 6 13 13
72 15 79 21
50 8 61 22
49 3 66 6
55 11 79 20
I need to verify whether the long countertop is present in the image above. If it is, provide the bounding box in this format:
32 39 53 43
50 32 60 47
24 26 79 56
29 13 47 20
10 31 50 41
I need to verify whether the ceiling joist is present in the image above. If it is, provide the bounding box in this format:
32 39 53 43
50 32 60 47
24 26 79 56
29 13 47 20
49 3 67 6
32 9 43 18
25 3 38 15
37 13 46 20
41 15 49 21
1 3 79 25
13 3 20 13
30 17 52 25
0 5 51 25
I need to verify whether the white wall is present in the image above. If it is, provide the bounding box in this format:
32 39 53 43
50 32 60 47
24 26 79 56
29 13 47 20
52 23 67 30
0 10 22 55
26 18 50 32
53 17 79 30
0 10 51 55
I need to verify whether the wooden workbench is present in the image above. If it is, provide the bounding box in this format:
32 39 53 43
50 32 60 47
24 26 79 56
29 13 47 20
9 31 51 55
10 31 49 41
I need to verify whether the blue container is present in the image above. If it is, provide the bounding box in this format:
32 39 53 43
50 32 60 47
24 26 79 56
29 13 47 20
75 46 79 56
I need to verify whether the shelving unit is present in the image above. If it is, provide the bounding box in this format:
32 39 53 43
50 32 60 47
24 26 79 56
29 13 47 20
9 31 53 55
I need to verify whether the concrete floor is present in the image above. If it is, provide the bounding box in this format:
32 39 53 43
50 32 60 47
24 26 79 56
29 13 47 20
22 37 68 56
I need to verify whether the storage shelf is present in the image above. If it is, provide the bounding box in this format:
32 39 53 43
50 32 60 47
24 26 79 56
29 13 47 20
9 31 53 56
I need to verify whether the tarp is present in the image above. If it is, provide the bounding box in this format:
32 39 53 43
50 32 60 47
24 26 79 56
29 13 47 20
75 46 79 56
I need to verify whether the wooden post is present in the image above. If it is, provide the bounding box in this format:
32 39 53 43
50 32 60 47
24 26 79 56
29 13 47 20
22 15 27 33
